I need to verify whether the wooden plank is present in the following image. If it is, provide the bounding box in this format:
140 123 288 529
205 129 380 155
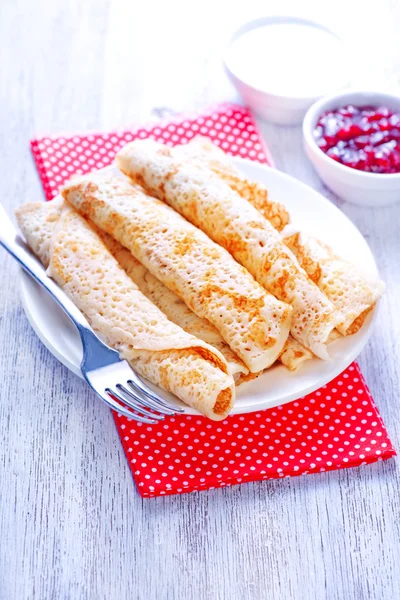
0 0 399 598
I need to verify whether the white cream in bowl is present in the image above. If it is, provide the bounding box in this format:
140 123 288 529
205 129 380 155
223 16 351 125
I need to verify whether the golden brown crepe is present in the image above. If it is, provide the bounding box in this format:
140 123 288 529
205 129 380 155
98 230 310 374
16 200 236 420
283 231 385 335
97 229 249 382
62 172 292 373
174 137 290 231
116 140 340 359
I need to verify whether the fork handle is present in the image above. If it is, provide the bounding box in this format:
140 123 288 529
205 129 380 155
0 204 91 332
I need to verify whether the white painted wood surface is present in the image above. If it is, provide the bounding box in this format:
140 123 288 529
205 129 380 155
0 1 399 598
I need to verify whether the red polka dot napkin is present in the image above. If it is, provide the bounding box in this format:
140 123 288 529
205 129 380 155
31 103 396 497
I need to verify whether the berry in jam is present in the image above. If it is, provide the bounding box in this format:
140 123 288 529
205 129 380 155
314 105 400 173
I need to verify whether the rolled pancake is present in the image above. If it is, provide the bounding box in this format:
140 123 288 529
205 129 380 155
16 201 236 420
16 199 251 382
116 140 339 359
283 231 385 335
97 231 249 382
62 173 292 373
98 230 307 375
174 137 290 231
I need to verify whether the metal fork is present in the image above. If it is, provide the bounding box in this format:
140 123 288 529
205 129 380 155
0 205 183 424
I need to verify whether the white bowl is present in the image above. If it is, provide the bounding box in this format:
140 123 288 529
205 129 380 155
223 16 350 125
303 90 400 206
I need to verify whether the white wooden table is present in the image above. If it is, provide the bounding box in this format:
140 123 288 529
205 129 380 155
1 1 399 598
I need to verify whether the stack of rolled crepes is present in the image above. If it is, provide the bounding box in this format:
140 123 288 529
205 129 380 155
16 136 384 420
116 139 342 359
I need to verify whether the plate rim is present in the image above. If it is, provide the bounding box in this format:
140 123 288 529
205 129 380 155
19 157 379 415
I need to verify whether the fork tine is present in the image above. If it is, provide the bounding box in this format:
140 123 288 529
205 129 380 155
127 380 178 415
128 374 185 413
109 387 165 421
103 390 158 424
115 384 166 420
121 383 176 416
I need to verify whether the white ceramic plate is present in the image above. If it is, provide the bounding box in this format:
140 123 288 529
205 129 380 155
20 158 379 415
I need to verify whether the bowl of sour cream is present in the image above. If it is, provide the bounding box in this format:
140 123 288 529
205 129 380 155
223 16 352 125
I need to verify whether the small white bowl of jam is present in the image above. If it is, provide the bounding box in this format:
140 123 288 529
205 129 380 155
303 90 400 206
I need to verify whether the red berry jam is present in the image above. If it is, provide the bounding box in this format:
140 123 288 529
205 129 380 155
314 105 400 173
